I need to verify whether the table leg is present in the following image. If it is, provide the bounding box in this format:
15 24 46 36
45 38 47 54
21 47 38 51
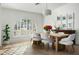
55 37 58 52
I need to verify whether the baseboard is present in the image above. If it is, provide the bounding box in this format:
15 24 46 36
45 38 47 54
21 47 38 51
9 39 31 44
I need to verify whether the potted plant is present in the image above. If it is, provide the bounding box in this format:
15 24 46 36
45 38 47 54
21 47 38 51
3 24 10 44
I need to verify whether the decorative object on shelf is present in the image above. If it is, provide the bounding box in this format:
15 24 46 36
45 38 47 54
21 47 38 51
43 25 52 34
53 25 60 31
3 24 10 44
57 16 60 20
63 16 66 20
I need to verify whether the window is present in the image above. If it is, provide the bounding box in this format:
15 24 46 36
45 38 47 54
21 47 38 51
14 19 36 36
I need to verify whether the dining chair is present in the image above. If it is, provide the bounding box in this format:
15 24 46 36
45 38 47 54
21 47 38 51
41 33 53 49
31 33 42 46
59 34 75 52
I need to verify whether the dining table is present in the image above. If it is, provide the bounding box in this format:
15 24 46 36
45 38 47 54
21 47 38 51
50 33 69 52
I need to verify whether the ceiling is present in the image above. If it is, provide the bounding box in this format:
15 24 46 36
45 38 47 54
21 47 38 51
1 3 67 14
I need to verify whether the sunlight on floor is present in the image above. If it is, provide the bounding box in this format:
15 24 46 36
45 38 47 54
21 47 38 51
0 40 32 55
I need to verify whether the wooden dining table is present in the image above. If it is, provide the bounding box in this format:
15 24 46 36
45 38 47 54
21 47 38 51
50 33 69 52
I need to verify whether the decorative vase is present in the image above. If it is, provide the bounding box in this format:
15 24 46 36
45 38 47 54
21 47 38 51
46 30 50 35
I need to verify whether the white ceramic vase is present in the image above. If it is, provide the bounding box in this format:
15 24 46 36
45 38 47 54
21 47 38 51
46 30 50 35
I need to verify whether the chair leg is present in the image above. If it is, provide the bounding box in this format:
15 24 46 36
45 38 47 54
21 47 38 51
47 43 49 50
44 43 49 50
64 45 74 54
68 45 74 53
41 43 44 48
64 45 68 52
72 45 74 52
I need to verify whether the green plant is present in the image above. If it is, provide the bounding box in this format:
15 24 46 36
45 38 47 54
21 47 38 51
3 24 10 41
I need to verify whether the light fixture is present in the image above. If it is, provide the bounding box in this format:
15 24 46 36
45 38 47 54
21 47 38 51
34 3 51 15
45 3 52 15
35 3 40 5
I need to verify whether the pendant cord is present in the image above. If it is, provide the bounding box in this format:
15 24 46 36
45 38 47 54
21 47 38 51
46 0 48 9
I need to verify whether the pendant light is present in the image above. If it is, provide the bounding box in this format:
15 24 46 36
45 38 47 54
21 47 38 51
45 3 52 15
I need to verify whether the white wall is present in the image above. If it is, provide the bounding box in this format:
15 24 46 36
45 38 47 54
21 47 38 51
44 14 56 26
0 7 44 43
44 3 79 45
0 6 2 46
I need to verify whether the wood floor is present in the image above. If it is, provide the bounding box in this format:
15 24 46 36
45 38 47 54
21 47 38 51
0 40 79 55
24 45 79 55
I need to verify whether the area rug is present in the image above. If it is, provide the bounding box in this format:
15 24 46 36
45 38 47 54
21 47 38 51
0 41 31 55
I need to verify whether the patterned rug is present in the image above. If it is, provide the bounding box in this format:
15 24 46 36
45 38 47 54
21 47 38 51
0 41 31 55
